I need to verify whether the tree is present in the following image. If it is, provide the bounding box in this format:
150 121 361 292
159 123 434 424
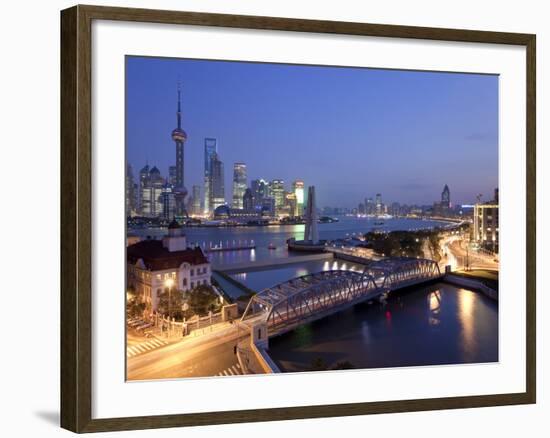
157 287 185 319
184 285 221 317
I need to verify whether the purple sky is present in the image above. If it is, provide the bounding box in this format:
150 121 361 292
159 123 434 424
126 56 498 207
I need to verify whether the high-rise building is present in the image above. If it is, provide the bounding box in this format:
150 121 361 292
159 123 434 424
243 188 254 211
138 164 150 215
126 164 136 217
232 163 247 209
210 152 225 209
191 185 201 216
292 180 305 217
171 84 188 216
140 166 164 217
203 138 217 214
271 179 285 215
251 179 268 208
160 182 176 219
375 193 382 215
365 197 375 215
168 166 177 186
285 192 298 217
261 197 276 217
441 184 451 209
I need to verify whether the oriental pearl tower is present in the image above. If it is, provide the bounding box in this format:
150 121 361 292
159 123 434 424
171 83 188 217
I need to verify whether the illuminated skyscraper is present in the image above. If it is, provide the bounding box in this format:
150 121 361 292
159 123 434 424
141 166 164 217
171 84 188 216
192 185 201 216
232 163 247 209
251 179 268 208
271 179 285 215
375 193 382 215
292 180 305 216
203 138 217 214
210 152 225 209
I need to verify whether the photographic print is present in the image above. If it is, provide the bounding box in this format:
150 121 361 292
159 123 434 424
125 56 499 381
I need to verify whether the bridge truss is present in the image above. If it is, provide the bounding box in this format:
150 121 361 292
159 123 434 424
241 257 441 333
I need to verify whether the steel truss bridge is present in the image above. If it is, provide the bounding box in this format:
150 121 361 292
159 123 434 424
241 257 442 335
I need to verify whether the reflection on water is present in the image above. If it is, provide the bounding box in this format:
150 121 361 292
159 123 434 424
232 259 365 292
268 282 498 372
130 216 451 265
428 290 441 326
458 288 476 360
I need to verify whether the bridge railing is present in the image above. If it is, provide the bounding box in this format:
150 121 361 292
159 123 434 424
241 258 442 332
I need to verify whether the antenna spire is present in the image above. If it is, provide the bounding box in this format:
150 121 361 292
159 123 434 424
176 80 182 129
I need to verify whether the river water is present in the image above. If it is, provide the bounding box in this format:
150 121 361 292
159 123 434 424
268 282 498 371
130 216 452 265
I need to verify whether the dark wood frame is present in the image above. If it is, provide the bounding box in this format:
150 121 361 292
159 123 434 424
61 4 536 433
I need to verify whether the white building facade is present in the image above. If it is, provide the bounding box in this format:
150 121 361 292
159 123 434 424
127 220 211 312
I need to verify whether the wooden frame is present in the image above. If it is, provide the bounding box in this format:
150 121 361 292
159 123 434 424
60 4 536 433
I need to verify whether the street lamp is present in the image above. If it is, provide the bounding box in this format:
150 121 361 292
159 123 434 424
165 278 174 319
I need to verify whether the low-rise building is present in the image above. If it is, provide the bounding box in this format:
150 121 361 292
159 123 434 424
127 219 211 312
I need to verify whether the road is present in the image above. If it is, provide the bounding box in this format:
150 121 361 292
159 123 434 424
442 237 498 270
127 323 249 380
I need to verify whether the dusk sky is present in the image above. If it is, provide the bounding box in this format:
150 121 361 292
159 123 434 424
126 56 498 207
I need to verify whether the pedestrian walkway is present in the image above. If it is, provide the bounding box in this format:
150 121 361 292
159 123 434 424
126 338 169 358
216 363 242 377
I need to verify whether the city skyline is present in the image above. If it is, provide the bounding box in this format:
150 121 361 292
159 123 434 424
126 56 498 207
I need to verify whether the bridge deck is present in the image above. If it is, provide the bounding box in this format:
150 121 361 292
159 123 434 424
241 257 442 336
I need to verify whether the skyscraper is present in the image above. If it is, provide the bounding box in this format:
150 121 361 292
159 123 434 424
160 182 176 219
271 179 285 215
192 185 201 216
292 180 305 216
138 164 150 215
125 164 136 217
441 184 451 209
375 193 382 215
210 152 225 209
171 84 188 216
203 138 217 214
243 188 254 211
140 166 164 217
168 166 177 186
251 179 268 208
232 163 247 209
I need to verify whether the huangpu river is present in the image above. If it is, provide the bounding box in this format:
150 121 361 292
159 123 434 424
130 216 453 265
267 282 498 371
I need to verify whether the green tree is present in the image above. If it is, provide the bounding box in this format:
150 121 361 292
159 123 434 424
157 287 185 319
184 285 221 317
126 286 146 318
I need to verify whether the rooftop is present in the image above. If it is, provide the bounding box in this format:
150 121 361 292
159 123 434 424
127 240 208 271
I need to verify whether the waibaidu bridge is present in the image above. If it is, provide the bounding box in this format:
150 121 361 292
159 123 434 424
241 257 443 337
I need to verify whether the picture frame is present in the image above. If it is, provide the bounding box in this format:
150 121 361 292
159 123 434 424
60 4 536 433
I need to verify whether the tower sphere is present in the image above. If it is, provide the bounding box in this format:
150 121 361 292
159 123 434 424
172 128 187 142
